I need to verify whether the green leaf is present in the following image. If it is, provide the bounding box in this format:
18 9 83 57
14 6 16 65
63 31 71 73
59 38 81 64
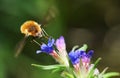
61 71 74 78
31 64 66 71
103 72 120 78
87 58 102 78
100 67 108 75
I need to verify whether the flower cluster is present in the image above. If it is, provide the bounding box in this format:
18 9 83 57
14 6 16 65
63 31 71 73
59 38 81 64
37 36 69 67
33 36 119 78
68 45 95 78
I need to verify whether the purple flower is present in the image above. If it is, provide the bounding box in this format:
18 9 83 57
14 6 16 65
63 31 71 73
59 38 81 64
55 36 66 52
55 36 69 67
69 49 84 65
36 38 55 54
81 50 94 69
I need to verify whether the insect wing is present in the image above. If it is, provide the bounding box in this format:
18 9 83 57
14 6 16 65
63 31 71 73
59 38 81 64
15 36 28 57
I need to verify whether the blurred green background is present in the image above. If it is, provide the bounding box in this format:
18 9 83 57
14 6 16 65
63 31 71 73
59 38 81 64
0 0 120 78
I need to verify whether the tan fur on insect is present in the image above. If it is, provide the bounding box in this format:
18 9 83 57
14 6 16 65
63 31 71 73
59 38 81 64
20 20 42 37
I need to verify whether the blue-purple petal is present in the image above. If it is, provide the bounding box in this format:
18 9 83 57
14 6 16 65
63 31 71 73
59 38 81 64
69 47 94 65
87 50 94 58
76 50 85 58
69 51 80 65
48 38 55 47
37 38 55 54
41 44 47 50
